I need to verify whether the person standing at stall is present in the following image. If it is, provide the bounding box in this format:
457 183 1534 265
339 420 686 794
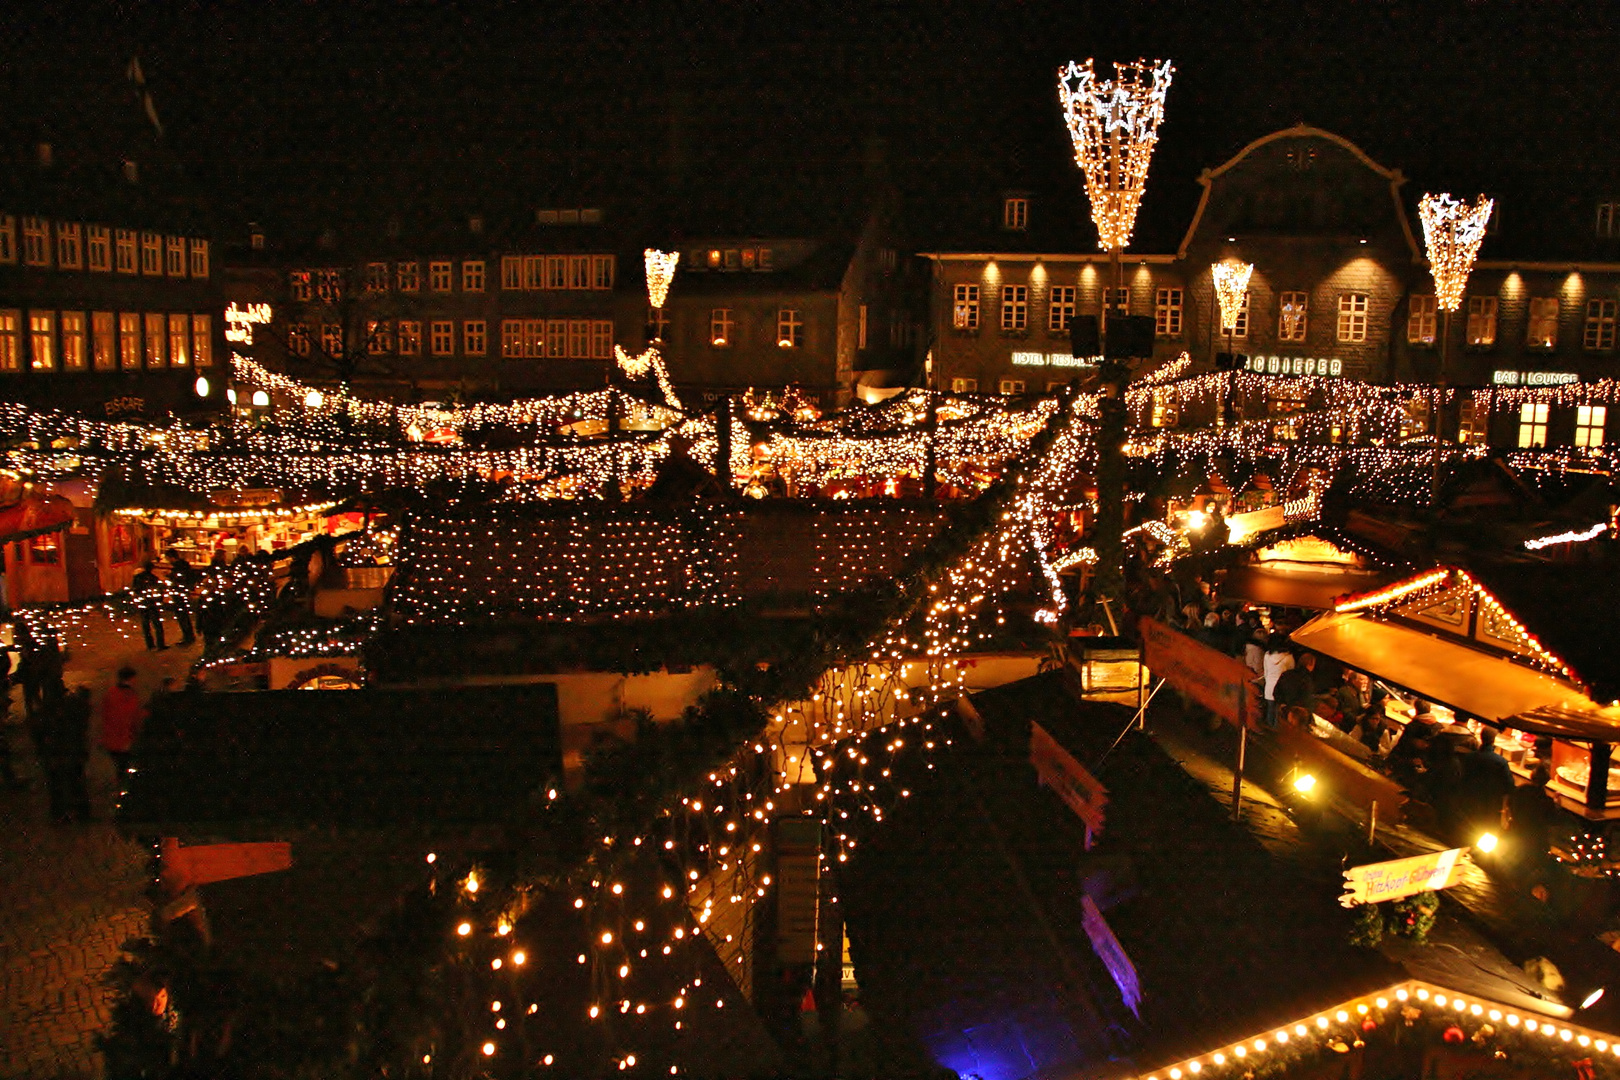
1260 634 1295 730
165 550 198 647
132 559 167 651
1461 727 1516 839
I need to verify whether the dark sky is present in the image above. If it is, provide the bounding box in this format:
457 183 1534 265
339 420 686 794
3 1 1616 202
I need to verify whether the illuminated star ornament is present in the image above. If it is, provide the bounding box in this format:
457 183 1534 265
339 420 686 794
1212 259 1254 332
1057 57 1174 250
1418 193 1494 312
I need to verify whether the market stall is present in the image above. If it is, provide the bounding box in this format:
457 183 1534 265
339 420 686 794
111 490 344 567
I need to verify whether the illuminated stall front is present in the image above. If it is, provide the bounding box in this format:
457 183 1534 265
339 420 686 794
112 489 344 566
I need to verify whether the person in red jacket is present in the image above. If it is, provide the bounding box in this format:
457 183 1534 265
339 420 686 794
100 666 146 784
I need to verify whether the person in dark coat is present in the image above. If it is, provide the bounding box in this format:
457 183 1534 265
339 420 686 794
132 559 167 651
166 550 198 646
40 684 91 823
1506 763 1560 885
1461 727 1516 836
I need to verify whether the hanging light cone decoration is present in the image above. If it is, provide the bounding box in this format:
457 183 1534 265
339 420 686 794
1212 259 1254 332
1419 193 1494 312
1057 57 1175 250
644 249 680 310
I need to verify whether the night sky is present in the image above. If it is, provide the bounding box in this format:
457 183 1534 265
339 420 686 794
2 2 1616 202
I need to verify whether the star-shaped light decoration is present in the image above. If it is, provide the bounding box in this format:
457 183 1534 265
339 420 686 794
1058 57 1174 250
1418 194 1493 312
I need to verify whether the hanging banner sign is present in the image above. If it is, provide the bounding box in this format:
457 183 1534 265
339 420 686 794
1339 847 1472 907
1031 721 1108 844
1139 617 1261 730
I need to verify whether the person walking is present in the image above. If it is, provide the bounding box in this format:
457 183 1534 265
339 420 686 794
1260 633 1294 730
132 559 167 651
41 683 91 823
101 666 146 786
166 550 198 647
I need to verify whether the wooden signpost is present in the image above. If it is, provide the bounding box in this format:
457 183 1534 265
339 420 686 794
1030 721 1108 847
1340 847 1472 907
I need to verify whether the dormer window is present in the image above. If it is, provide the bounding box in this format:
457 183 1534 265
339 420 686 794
1003 197 1028 231
1598 202 1620 239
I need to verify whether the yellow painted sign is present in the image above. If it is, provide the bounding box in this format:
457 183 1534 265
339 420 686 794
1340 847 1471 907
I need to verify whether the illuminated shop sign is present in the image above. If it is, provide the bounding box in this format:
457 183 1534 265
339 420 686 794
1012 351 1099 368
1491 370 1579 387
225 302 274 345
1245 354 1344 377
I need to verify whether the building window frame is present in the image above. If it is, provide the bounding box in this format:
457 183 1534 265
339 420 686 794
648 307 670 343
592 255 615 290
192 314 213 367
1576 404 1608 450
119 313 142 368
950 377 978 393
710 308 735 347
568 255 591 290
501 319 524 358
189 238 209 278
168 312 191 367
1278 291 1307 342
320 322 344 358
546 256 567 290
397 320 421 356
1518 402 1549 448
1407 294 1437 345
523 255 544 290
463 319 486 356
1000 284 1028 332
998 378 1026 395
1465 295 1498 347
1152 287 1183 337
143 312 165 368
140 232 162 276
500 256 523 290
1337 293 1369 343
1527 297 1559 349
88 225 111 272
59 311 86 370
1003 197 1028 231
546 319 567 358
0 215 15 264
777 308 804 348
57 223 83 270
953 283 980 331
567 319 589 358
396 262 420 292
429 260 453 292
1049 285 1076 333
365 320 392 355
165 236 186 277
462 260 485 292
115 229 137 274
287 323 311 357
23 217 50 266
1230 291 1251 339
591 320 613 359
317 269 342 304
1585 298 1617 351
365 262 390 293
1598 202 1620 239
0 310 19 372
92 311 116 370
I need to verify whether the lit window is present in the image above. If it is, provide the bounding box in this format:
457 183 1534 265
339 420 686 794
954 284 980 330
119 313 142 368
189 238 209 278
500 256 523 290
777 308 804 347
23 217 49 266
1576 405 1607 449
710 308 734 347
592 320 613 358
287 323 311 357
1457 398 1485 445
546 319 567 358
1154 288 1183 337
397 320 421 356
742 248 757 269
524 255 544 290
647 307 669 342
57 223 82 270
502 319 524 358
462 260 485 292
1407 294 1437 344
317 269 342 303
1527 297 1559 348
546 256 567 290
168 313 190 367
1518 402 1549 448
592 255 615 290
1584 298 1616 350
1000 285 1028 332
1598 202 1620 239
396 262 419 292
430 321 453 355
517 319 540 358
1003 197 1028 230
365 262 390 293
950 377 978 393
1337 293 1368 343
1151 389 1180 428
0 311 18 371
115 229 137 274
429 260 452 292
463 320 486 355
569 255 591 290
567 319 589 358
60 312 86 370
998 378 1026 394
92 312 115 370
87 226 110 272
165 236 185 277
1465 295 1497 346
289 269 312 301
143 312 165 367
1049 286 1076 333
1278 291 1307 342
365 320 392 355
0 215 15 263
191 314 213 367
707 249 721 268
320 322 343 357
140 232 162 275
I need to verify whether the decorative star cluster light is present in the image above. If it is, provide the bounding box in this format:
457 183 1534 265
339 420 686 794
1057 57 1174 250
644 249 679 309
1418 193 1494 312
1212 260 1254 332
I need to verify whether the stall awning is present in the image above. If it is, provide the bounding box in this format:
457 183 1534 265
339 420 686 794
1222 566 1393 611
0 495 74 544
1291 610 1599 726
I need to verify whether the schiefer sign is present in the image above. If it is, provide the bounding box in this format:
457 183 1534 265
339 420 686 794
1340 847 1473 907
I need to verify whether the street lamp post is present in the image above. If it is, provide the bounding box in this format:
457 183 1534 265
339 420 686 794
1418 193 1493 500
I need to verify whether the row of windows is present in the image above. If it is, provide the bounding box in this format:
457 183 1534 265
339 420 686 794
1408 295 1616 351
949 377 1065 395
0 310 212 373
952 284 1367 342
289 319 494 358
0 216 210 278
498 255 616 292
365 260 486 294
498 319 617 359
697 308 804 348
296 255 618 300
686 247 775 272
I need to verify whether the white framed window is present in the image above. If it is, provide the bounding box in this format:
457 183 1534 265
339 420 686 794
592 255 615 290
189 238 209 278
87 225 111 271
0 215 15 263
502 319 524 358
23 217 50 266
60 312 86 370
0 311 19 371
1049 285 1076 333
168 313 191 367
524 255 544 290
1598 202 1620 239
1278 291 1307 342
115 229 137 274
365 320 392 354
396 262 419 292
950 377 978 393
546 319 567 358
1003 197 1028 230
430 318 456 356
1000 284 1028 332
546 255 567 290
140 232 162 275
758 247 773 269
1465 295 1497 346
1407 294 1437 344
1230 292 1251 339
92 312 116 370
710 308 734 347
429 260 452 292
463 319 486 355
1457 398 1485 446
953 284 980 330
462 260 485 292
1518 402 1549 448
1108 287 1128 313
1527 297 1559 348
723 249 739 270
1337 293 1368 343
1152 287 1182 336
524 319 545 357
397 320 421 356
1151 389 1179 428
287 323 311 357
500 256 523 290
1576 404 1608 449
648 307 669 342
998 378 1026 395
568 255 591 290
165 236 186 277
317 269 342 303
591 320 613 358
119 313 142 368
777 308 803 347
365 262 390 293
192 314 213 367
57 223 83 270
320 322 343 357
143 312 165 367
567 319 589 358
1585 298 1616 350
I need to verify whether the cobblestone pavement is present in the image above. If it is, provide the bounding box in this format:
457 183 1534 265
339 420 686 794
0 613 201 1080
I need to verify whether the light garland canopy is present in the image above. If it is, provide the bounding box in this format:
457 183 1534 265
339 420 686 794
1211 260 1254 332
1418 193 1494 312
644 249 680 310
1057 57 1174 251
